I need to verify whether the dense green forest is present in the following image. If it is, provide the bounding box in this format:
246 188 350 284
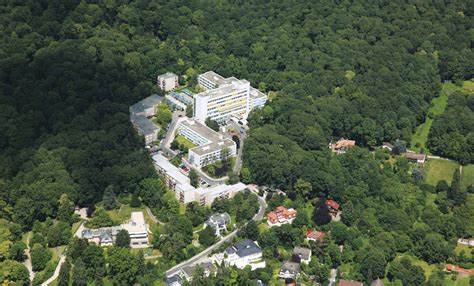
428 91 474 164
0 0 473 285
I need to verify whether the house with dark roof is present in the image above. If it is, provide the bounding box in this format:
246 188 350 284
306 230 325 242
279 261 300 279
203 212 231 236
166 274 184 286
213 239 265 270
292 247 312 264
166 262 215 286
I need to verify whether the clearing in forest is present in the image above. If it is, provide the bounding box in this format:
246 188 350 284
424 159 459 186
410 82 455 153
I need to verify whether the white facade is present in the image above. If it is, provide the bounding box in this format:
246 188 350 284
194 71 267 123
81 212 149 248
152 154 246 205
212 240 266 270
157 72 178 91
122 212 149 248
177 117 236 168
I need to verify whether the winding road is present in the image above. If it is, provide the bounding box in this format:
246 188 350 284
166 190 267 277
159 111 229 186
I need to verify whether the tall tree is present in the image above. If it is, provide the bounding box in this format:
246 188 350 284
115 230 131 248
57 194 75 224
102 185 117 210
189 169 199 188
57 260 71 286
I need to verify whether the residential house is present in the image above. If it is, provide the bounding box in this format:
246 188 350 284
306 230 325 242
339 280 364 286
404 152 427 165
213 239 265 270
445 264 474 275
330 138 356 154
326 199 340 214
292 247 312 264
81 212 149 248
166 262 215 286
267 206 297 227
204 212 231 236
279 261 300 279
122 212 149 248
166 274 184 286
371 278 385 286
381 142 394 152
157 72 178 91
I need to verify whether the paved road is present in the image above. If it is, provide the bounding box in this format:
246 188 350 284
146 207 164 225
41 255 65 286
166 228 239 277
166 190 267 277
159 111 227 187
160 110 185 155
23 233 35 282
328 268 337 286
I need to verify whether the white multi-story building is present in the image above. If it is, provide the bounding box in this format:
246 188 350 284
122 212 149 248
194 71 267 123
176 117 236 168
157 72 178 91
152 154 246 205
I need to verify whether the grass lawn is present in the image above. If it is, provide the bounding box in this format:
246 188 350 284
461 164 474 191
411 82 457 153
174 134 196 149
455 243 473 257
22 231 31 245
425 159 459 186
444 276 471 286
107 204 155 226
395 254 435 280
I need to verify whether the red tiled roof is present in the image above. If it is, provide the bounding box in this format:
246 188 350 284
267 212 278 222
404 152 426 161
335 139 356 150
306 230 325 241
445 264 474 275
326 199 340 210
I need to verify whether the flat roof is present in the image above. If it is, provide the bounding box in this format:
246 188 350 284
190 139 235 156
132 115 160 135
152 154 190 185
179 118 221 140
199 71 227 86
179 118 236 155
165 94 187 109
250 87 267 99
130 94 162 114
157 72 177 79
199 182 246 197
122 212 147 235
